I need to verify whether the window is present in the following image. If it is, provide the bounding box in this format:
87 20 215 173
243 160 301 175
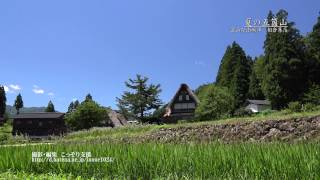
39 122 43 127
188 103 195 109
27 120 32 124
186 95 190 101
174 103 196 110
16 120 21 125
178 95 183 101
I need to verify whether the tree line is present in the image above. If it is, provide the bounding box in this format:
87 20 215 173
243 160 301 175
195 10 320 120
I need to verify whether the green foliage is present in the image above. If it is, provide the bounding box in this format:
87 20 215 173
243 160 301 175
67 101 74 113
233 107 253 117
301 103 317 112
117 74 162 121
67 100 80 113
152 105 167 119
248 57 265 99
14 93 23 114
305 15 320 85
288 101 302 112
84 93 93 102
45 100 55 112
65 100 109 130
0 86 6 117
262 10 307 109
303 84 320 105
195 84 233 121
216 42 252 110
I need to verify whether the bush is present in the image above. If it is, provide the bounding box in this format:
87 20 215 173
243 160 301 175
233 107 253 117
288 101 302 112
303 84 320 105
65 101 109 131
195 85 233 121
301 103 316 112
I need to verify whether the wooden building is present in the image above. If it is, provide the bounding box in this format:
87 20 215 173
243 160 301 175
163 83 200 123
12 112 66 137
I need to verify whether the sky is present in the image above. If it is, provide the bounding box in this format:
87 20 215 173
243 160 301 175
0 0 319 112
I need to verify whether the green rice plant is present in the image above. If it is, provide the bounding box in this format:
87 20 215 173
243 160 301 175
0 142 319 179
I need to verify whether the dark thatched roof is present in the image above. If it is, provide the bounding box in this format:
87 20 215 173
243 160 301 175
164 84 200 117
13 112 65 119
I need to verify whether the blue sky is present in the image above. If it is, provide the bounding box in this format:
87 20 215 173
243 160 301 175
0 0 319 112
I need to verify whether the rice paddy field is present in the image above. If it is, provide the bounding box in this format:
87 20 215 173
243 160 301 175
0 109 320 179
0 142 319 179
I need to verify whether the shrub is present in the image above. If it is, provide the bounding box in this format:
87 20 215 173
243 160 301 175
301 103 317 112
288 101 302 112
303 84 320 105
195 85 233 121
233 107 253 117
65 101 109 131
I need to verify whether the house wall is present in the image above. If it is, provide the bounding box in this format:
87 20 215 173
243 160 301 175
12 118 66 136
171 90 197 114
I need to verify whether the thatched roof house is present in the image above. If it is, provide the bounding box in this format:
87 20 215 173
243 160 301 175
12 112 66 137
163 83 200 123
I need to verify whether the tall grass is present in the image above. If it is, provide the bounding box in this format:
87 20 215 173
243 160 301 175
0 142 319 179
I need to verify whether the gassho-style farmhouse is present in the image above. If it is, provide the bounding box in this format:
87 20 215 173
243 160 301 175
11 83 270 137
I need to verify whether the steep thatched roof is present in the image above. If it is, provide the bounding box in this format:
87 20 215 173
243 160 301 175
164 83 200 117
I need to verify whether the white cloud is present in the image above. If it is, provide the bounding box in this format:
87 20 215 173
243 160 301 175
3 85 10 93
32 85 44 94
72 98 78 102
48 92 54 96
9 84 21 91
3 84 21 93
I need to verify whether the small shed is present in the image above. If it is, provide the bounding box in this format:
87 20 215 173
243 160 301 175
163 83 200 123
12 112 66 137
245 100 271 113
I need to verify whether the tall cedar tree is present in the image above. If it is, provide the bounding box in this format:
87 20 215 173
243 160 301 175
216 42 252 111
305 14 320 85
46 100 55 112
67 100 80 113
84 94 93 102
117 74 162 121
67 102 74 113
0 86 6 117
14 93 23 114
262 10 307 109
248 57 265 99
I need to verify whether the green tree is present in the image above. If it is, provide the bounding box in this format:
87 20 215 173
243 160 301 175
84 94 93 102
305 14 320 85
302 84 320 105
74 100 80 109
262 10 307 109
248 57 265 99
65 100 109 130
0 86 6 118
14 93 23 114
117 74 162 121
45 100 55 112
195 84 233 121
67 101 74 113
216 42 252 110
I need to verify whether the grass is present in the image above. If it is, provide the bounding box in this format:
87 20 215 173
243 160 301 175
0 109 319 179
0 142 319 179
